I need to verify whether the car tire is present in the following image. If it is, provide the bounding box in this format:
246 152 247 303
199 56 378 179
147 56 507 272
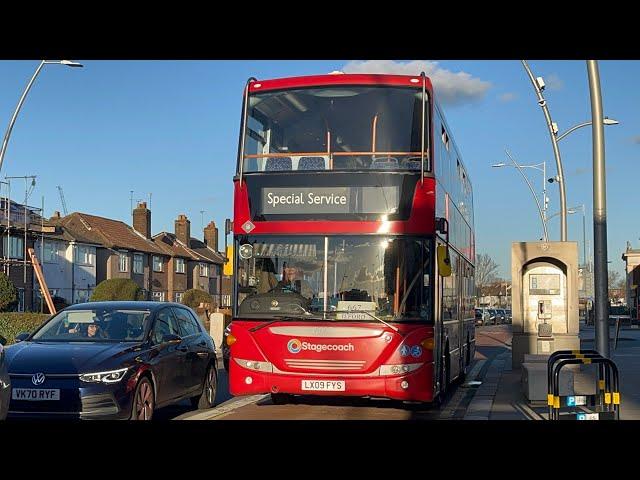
130 377 155 420
192 364 217 410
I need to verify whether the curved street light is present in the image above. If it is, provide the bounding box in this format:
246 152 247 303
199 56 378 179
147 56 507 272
557 117 619 142
0 60 83 175
498 149 549 242
521 60 567 241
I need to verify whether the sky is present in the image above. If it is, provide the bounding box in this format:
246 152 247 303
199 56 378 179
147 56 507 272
0 59 638 279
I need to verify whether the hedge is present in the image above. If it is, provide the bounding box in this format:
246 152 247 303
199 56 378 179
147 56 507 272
0 272 18 311
0 313 50 345
181 289 214 309
90 278 145 301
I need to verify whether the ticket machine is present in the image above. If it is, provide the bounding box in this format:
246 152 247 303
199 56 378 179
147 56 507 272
512 242 580 368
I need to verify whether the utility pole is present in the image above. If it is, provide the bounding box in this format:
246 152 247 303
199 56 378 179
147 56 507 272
588 60 610 358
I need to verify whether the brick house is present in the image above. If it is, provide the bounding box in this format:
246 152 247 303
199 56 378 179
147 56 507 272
56 204 169 300
169 215 226 306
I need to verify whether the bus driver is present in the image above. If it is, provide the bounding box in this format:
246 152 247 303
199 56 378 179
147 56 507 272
277 261 313 299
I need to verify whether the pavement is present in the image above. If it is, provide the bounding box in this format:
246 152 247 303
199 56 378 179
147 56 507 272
463 321 640 420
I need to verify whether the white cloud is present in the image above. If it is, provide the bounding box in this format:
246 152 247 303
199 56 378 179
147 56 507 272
341 60 491 106
546 73 564 90
499 92 517 102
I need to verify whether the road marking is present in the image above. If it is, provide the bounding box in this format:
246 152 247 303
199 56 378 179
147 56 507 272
513 401 545 420
178 394 268 420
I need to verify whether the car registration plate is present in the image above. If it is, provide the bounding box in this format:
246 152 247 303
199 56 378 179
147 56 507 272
12 388 60 401
301 380 345 391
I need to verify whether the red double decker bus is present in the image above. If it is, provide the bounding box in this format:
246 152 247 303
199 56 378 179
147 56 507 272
227 72 475 405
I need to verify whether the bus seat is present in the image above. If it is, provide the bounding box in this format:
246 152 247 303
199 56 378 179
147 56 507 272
298 156 326 170
265 157 292 171
401 158 423 170
370 156 399 169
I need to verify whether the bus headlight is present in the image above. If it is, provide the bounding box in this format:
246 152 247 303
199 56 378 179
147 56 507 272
235 358 273 373
379 363 423 376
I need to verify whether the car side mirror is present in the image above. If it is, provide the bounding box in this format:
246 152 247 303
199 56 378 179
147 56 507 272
14 332 30 343
0 335 6 345
162 334 182 344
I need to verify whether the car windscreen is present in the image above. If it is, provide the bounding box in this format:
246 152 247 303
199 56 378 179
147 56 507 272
31 308 152 342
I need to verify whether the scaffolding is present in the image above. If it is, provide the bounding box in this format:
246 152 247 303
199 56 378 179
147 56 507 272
0 178 46 312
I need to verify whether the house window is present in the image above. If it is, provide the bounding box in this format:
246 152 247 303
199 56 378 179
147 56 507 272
133 253 144 274
76 245 94 266
119 252 129 272
153 256 163 272
3 236 24 259
175 292 184 303
175 258 185 274
199 263 209 277
74 289 90 304
152 291 166 302
43 241 59 263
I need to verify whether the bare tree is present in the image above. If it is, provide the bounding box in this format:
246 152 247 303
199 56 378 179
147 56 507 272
475 253 500 291
608 269 626 304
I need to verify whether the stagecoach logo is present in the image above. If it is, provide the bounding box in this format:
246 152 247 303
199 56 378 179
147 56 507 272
287 338 355 354
540 242 550 252
271 300 279 308
287 339 302 354
32 373 46 386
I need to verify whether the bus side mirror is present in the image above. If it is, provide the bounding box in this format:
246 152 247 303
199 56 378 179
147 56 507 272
437 245 452 277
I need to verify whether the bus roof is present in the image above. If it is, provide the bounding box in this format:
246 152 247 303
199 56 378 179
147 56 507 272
248 73 434 93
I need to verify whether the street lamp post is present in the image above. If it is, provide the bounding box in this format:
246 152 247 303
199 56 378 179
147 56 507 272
0 60 83 175
492 151 548 241
493 150 549 241
587 60 610 358
522 60 567 241
522 61 619 243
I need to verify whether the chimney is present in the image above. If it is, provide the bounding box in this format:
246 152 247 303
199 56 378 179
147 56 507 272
175 214 191 245
204 221 218 251
133 201 151 239
50 211 61 220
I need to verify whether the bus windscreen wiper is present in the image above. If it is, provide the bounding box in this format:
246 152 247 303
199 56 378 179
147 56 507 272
314 310 405 337
249 315 310 333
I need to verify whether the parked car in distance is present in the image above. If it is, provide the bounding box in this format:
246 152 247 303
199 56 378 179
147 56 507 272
505 309 512 324
474 309 485 326
475 308 493 326
0 335 9 421
496 309 507 324
488 308 499 325
4 302 218 420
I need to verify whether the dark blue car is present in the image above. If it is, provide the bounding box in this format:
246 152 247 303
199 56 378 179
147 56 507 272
4 301 218 420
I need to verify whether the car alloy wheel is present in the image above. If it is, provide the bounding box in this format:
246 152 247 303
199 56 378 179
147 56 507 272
205 367 217 406
133 378 154 420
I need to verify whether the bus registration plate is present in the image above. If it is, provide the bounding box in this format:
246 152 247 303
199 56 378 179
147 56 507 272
301 380 345 391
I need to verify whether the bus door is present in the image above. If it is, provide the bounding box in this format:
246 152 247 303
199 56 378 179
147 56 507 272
435 239 461 389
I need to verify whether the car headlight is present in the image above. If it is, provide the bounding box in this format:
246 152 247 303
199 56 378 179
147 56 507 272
80 367 130 384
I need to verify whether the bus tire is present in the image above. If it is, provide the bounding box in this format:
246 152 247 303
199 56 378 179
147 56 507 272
271 393 292 405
